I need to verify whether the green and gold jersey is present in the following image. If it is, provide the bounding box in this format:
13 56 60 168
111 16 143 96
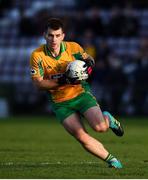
30 41 90 103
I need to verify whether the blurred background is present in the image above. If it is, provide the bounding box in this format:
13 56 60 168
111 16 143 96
0 0 148 118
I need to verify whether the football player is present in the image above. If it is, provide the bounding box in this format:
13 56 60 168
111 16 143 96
30 18 124 168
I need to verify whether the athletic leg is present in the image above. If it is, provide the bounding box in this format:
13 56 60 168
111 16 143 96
83 106 109 132
82 106 123 168
76 92 124 136
82 106 124 137
62 113 122 168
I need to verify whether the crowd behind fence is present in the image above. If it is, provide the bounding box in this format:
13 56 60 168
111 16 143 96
0 0 148 116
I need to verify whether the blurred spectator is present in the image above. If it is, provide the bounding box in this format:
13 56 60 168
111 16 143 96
19 16 35 37
33 9 51 36
92 41 111 84
122 3 140 37
86 7 105 36
132 37 148 115
107 6 126 37
107 4 139 37
91 41 111 108
104 53 128 114
73 10 88 39
19 9 51 37
97 41 111 65
81 29 97 59
0 0 13 18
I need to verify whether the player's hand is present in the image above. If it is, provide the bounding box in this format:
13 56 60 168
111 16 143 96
58 73 80 85
83 56 95 76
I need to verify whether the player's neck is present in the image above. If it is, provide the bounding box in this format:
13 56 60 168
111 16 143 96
51 49 60 57
47 45 61 58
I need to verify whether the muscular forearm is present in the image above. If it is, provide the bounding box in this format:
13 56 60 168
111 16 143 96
33 78 59 90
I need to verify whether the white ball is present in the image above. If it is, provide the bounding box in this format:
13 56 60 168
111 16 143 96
66 60 88 80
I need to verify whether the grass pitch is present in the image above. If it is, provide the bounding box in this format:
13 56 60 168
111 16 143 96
0 116 148 178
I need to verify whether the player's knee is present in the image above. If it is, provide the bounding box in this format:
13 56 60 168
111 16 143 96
94 124 108 133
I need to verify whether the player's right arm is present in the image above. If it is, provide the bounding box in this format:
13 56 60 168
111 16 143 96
32 77 59 90
30 51 78 90
30 52 59 90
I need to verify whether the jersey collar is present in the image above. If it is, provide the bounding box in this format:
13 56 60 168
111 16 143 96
44 42 66 60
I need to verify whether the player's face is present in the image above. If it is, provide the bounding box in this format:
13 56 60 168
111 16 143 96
44 28 65 51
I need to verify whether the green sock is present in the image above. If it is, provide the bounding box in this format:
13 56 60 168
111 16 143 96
104 153 115 163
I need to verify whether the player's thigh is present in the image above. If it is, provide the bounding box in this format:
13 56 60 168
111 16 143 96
62 113 87 141
83 106 108 132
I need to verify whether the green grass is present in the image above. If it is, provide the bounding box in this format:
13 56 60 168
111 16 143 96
0 116 148 178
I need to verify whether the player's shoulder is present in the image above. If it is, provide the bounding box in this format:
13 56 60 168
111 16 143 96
65 41 81 48
65 41 83 52
31 44 45 56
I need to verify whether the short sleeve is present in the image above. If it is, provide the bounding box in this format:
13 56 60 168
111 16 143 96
70 42 89 60
74 42 93 60
30 52 44 78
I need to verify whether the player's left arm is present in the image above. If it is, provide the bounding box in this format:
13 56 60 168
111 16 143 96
81 53 95 76
76 43 95 76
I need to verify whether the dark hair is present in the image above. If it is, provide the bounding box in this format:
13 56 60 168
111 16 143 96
44 18 64 32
